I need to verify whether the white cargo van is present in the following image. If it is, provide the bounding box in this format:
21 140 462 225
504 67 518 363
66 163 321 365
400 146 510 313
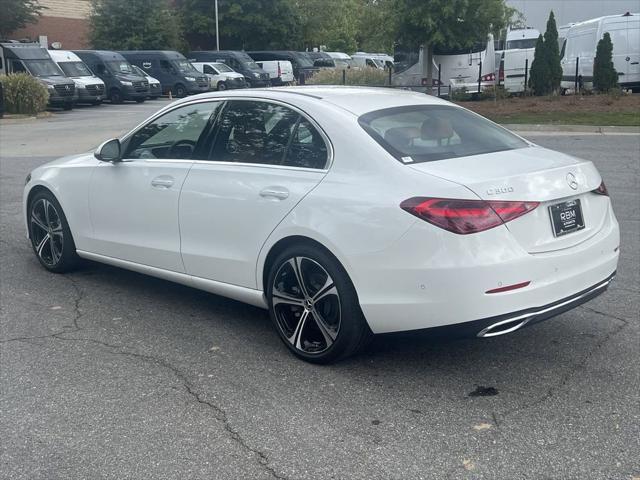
501 28 540 94
191 61 247 90
48 50 105 105
254 60 294 85
351 54 385 69
561 12 640 92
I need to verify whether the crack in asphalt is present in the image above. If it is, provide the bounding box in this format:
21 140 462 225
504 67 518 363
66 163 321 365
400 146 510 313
2 275 288 480
497 306 630 420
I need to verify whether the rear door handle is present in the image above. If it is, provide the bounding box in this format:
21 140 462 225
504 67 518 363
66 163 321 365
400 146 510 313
151 176 174 189
259 187 289 200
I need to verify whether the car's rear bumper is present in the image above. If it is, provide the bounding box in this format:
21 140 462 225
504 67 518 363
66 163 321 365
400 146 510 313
351 203 620 334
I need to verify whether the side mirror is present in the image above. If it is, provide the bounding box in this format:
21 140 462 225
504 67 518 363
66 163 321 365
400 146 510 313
94 138 122 162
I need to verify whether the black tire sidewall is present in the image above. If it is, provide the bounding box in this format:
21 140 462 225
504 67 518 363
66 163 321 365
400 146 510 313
28 190 78 273
266 244 369 364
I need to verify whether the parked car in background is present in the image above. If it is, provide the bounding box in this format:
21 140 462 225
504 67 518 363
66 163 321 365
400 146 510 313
1 42 76 110
500 28 540 94
306 51 333 67
48 50 105 105
249 51 317 81
560 12 640 92
191 61 247 90
351 55 385 70
119 51 209 97
254 60 294 86
130 64 162 99
325 52 355 69
189 51 270 88
73 50 148 104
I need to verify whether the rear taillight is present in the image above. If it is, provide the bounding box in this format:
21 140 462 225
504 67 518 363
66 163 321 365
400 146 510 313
400 197 539 235
481 72 495 82
592 180 609 196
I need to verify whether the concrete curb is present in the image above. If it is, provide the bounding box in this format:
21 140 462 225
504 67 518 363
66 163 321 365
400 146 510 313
502 124 640 135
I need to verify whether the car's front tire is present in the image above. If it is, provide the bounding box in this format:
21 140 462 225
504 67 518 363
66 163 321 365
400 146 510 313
28 190 79 273
266 244 371 364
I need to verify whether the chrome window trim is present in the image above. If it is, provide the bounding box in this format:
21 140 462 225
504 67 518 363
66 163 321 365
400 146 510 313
120 96 334 171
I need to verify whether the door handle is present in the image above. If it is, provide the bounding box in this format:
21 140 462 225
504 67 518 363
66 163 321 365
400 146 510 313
259 187 289 200
151 176 174 189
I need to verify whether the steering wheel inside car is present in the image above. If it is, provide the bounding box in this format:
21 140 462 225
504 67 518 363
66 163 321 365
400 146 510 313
167 139 197 159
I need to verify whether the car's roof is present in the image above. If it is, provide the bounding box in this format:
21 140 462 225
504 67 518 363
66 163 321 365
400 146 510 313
178 86 452 116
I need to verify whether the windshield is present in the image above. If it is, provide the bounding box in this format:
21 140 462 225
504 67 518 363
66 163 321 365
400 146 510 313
24 59 63 77
292 52 314 68
233 52 262 71
359 105 528 164
58 61 93 77
172 59 199 74
130 65 147 77
106 60 135 75
213 63 233 73
506 38 538 49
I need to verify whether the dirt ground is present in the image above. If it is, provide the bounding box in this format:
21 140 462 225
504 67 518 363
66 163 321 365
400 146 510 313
458 93 640 116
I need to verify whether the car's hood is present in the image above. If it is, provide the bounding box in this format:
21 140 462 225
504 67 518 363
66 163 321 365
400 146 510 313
38 76 74 86
70 76 105 86
222 72 244 80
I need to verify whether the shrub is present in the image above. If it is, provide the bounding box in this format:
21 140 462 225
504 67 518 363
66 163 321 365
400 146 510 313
0 73 49 114
307 67 388 86
593 32 618 92
528 34 549 96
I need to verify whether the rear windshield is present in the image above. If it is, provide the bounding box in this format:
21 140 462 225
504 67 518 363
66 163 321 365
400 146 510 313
359 105 528 164
58 61 93 77
506 38 538 49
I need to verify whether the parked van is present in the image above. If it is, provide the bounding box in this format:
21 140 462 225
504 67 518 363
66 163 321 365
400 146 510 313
191 61 247 90
249 51 318 81
48 49 105 105
188 51 270 88
118 50 209 97
254 60 294 85
500 28 540 94
325 52 354 69
561 13 640 92
0 42 76 109
129 64 162 99
73 50 148 103
351 54 385 69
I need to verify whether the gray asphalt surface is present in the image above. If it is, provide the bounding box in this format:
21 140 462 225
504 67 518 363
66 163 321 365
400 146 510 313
1 100 639 480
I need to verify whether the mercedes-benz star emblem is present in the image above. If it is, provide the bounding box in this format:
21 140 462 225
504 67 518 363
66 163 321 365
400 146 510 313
566 172 579 190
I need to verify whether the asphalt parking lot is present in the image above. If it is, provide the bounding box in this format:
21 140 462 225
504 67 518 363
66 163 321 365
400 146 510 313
1 99 639 480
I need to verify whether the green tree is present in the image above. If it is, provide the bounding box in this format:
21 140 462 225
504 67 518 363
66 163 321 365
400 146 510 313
543 10 562 92
89 0 183 51
388 0 513 87
294 0 361 53
178 0 301 51
0 0 45 38
593 32 618 92
528 34 549 95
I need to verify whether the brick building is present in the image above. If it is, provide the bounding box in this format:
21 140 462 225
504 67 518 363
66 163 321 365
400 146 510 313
10 0 92 49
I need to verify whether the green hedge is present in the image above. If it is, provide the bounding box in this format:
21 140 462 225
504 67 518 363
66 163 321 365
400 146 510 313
307 67 388 86
0 73 49 115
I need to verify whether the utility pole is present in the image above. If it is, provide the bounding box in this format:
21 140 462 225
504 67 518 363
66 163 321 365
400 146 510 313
215 0 220 50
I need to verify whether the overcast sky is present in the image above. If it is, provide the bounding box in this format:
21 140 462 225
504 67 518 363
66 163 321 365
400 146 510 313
506 0 640 32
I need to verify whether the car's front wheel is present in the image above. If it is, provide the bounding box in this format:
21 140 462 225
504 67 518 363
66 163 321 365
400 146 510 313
28 191 79 273
267 244 371 363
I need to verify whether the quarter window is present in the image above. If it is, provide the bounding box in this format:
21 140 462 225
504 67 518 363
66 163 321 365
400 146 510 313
124 102 221 160
210 100 327 168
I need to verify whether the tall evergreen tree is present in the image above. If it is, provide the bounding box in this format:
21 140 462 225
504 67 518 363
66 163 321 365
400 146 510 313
543 10 562 93
593 32 618 92
89 0 183 51
528 34 549 95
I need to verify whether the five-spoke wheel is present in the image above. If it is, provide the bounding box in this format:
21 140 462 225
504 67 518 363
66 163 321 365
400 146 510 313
267 245 371 363
29 191 78 272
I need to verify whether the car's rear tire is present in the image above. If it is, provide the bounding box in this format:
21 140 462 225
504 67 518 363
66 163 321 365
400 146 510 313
135 98 145 103
28 190 79 273
266 244 371 364
217 81 227 91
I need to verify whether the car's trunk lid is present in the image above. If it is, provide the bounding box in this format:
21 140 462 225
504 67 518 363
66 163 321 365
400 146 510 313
409 146 609 253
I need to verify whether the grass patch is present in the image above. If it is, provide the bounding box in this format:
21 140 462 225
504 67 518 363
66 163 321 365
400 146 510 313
484 111 640 126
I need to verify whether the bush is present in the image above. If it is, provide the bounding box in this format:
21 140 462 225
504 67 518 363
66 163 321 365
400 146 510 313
307 67 388 86
0 73 49 114
593 32 618 93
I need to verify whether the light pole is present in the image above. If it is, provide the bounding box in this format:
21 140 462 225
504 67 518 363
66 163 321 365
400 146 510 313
215 0 220 51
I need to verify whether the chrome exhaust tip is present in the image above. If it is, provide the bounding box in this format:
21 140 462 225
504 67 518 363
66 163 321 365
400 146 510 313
477 316 532 338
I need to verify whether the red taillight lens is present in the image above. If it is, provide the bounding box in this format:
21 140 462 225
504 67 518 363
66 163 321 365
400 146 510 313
400 197 539 235
481 73 495 82
592 180 609 196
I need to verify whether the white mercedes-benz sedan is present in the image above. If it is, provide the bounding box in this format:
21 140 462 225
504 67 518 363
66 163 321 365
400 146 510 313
23 87 619 363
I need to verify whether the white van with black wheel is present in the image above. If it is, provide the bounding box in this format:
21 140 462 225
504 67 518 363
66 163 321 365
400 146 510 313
254 60 294 86
561 12 640 92
191 61 247 90
48 50 106 105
